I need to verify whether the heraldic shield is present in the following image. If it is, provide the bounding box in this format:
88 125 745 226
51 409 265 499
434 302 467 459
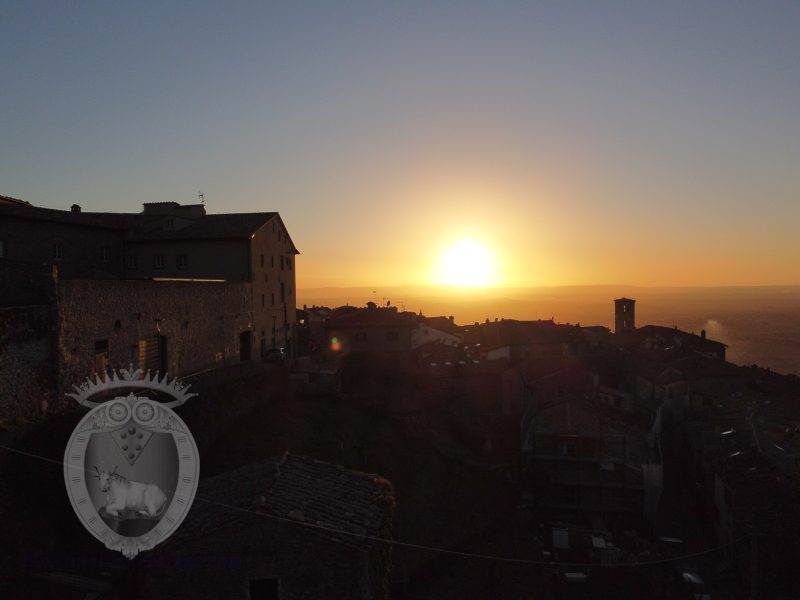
63 368 200 559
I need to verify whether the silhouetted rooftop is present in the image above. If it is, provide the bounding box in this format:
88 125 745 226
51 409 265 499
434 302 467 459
161 452 393 553
127 211 283 242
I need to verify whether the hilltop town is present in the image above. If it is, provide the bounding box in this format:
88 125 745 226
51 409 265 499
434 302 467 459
1 197 799 599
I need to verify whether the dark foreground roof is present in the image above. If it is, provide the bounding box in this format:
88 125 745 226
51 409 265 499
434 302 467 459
161 452 394 553
138 454 394 599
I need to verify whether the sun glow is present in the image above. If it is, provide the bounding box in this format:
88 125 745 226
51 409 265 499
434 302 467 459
436 239 498 288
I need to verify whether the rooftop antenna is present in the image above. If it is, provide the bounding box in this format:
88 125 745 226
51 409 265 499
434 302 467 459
198 191 205 204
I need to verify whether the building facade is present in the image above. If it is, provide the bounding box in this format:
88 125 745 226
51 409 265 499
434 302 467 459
0 197 299 420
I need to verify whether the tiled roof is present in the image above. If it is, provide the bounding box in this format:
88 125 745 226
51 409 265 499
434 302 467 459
161 453 393 553
0 194 31 205
127 212 280 242
0 202 140 229
266 453 391 548
143 454 394 599
0 203 299 250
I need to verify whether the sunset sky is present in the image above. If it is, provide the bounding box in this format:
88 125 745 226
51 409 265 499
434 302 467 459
2 2 798 288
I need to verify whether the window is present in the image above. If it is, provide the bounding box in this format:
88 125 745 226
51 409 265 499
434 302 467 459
261 294 265 307
101 247 110 263
280 282 285 303
355 331 368 342
287 256 292 270
154 254 165 269
165 218 174 231
280 256 284 270
94 340 109 374
127 254 138 269
260 254 264 268
271 255 274 268
271 293 275 306
53 243 64 260
559 443 576 457
177 254 188 269
0 240 5 258
386 331 399 342
239 331 252 362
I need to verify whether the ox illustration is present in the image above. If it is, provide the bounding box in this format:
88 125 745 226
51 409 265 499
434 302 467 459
93 466 168 519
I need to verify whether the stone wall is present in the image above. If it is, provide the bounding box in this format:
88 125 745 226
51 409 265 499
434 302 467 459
0 305 56 422
57 280 254 397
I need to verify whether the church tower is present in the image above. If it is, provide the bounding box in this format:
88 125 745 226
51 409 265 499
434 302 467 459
614 297 636 334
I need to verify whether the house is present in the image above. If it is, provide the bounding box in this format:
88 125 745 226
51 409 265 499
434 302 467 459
324 303 417 358
467 319 574 363
0 198 299 420
634 324 727 361
410 317 462 349
521 397 662 524
596 385 634 412
678 392 800 600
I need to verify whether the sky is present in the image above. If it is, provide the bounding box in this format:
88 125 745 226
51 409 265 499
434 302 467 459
2 1 799 289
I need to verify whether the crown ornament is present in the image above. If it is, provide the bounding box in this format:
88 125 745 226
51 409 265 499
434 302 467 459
67 366 197 409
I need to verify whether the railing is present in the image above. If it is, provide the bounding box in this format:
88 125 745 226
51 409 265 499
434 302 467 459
180 360 276 392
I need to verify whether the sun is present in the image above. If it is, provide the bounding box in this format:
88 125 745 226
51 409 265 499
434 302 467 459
436 239 498 288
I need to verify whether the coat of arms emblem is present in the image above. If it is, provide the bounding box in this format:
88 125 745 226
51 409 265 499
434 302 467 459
63 368 200 559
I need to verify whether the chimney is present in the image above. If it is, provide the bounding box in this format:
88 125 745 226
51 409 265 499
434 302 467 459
71 204 81 213
701 329 706 339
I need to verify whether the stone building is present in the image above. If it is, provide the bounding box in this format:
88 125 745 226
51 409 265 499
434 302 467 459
324 304 418 358
0 197 299 420
521 397 662 525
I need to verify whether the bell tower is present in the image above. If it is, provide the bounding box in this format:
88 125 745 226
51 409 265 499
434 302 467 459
614 297 636 334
